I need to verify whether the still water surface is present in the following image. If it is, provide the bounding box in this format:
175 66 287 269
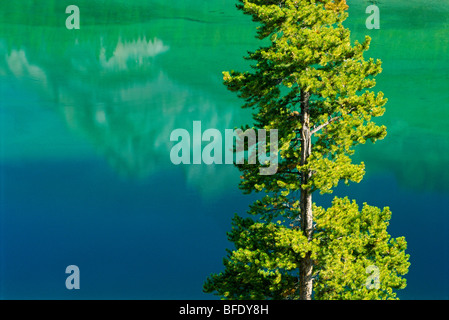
1 0 448 299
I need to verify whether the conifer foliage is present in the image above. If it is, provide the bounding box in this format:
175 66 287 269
204 0 410 300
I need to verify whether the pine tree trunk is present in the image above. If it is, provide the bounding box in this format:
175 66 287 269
299 89 313 300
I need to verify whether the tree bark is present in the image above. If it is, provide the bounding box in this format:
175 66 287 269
299 89 313 300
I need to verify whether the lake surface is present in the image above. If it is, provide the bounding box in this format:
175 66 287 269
1 0 448 299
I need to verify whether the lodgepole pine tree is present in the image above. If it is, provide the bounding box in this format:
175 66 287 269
203 0 409 300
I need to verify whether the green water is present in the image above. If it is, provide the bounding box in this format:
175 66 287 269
0 0 448 299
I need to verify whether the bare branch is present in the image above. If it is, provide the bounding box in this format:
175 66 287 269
310 107 357 135
310 115 341 135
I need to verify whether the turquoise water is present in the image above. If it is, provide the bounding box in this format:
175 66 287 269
0 0 448 299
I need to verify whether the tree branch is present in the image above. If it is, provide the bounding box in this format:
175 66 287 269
277 170 301 175
310 115 341 135
311 107 357 135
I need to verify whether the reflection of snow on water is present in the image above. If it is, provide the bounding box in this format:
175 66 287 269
95 109 107 126
3 49 48 85
100 37 169 71
0 37 242 198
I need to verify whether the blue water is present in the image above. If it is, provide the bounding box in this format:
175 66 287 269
1 0 449 299
1 158 254 299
